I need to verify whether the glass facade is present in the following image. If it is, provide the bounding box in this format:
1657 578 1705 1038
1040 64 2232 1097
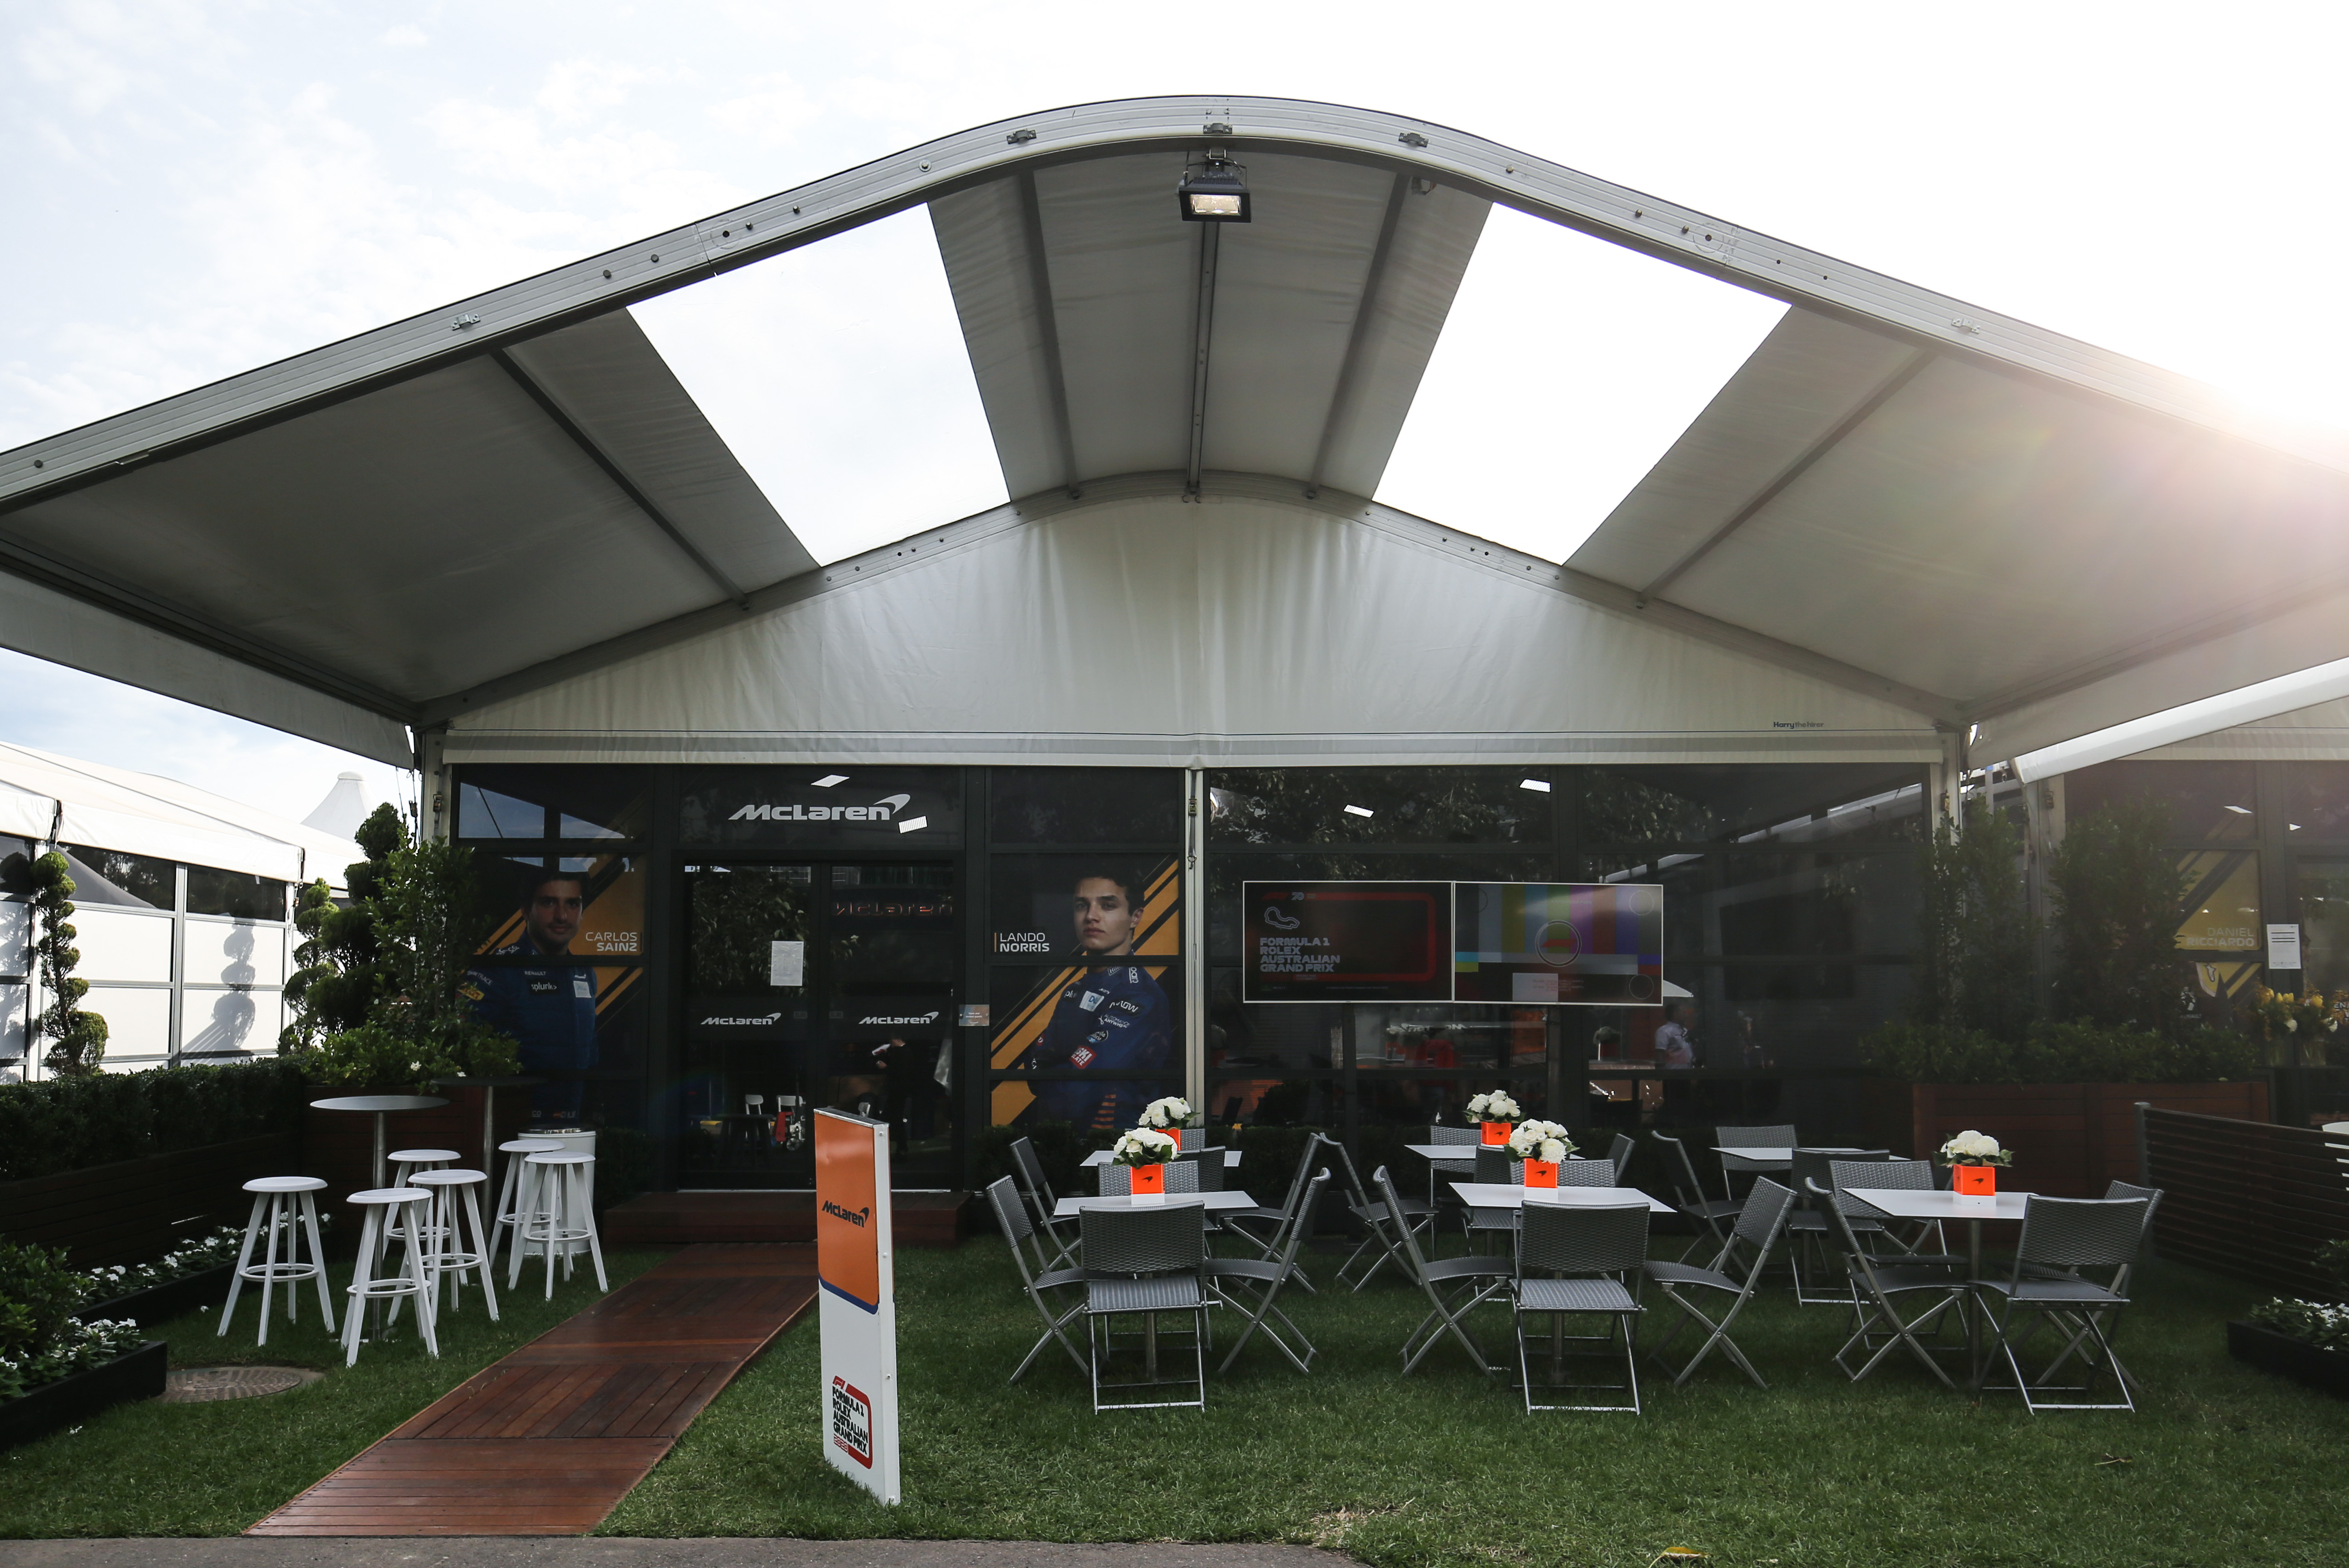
439 756 2349 1180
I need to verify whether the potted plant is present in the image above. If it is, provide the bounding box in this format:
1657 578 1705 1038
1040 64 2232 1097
2231 1241 2349 1398
1467 1090 1523 1147
1111 1128 1179 1200
1939 1129 2011 1197
1135 1095 1197 1150
1507 1119 1576 1187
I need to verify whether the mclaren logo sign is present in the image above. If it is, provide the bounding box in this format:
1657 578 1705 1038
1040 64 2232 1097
699 1011 785 1028
731 792 918 825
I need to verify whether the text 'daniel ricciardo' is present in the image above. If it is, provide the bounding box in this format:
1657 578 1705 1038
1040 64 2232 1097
815 1108 900 1503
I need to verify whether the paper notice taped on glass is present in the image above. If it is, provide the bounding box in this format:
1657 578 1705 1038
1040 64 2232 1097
770 940 806 987
2266 924 2302 971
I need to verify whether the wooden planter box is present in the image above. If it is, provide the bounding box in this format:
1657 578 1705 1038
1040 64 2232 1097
79 1263 234 1327
0 1341 167 1449
1861 1079 2270 1197
2228 1319 2349 1399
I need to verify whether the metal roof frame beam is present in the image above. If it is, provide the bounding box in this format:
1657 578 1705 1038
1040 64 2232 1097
489 348 749 608
1182 222 1222 497
13 95 2330 523
1305 172 1411 499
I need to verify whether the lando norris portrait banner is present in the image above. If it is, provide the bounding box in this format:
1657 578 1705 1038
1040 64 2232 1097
988 857 1181 1132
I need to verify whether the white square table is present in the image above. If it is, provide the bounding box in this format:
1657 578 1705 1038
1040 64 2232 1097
1449 1182 1673 1215
1404 1142 1486 1163
1844 1186 2032 1378
1081 1148 1242 1168
1052 1190 1260 1217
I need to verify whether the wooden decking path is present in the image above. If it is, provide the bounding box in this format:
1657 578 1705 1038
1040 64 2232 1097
249 1244 815 1537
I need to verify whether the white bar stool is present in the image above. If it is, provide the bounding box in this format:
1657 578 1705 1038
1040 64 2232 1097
342 1187 439 1367
492 1138 564 1266
219 1176 335 1345
512 1151 608 1299
409 1168 500 1322
389 1149 461 1246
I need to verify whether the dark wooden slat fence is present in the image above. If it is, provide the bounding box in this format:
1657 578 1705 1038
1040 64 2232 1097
0 1134 302 1267
2141 1106 2349 1298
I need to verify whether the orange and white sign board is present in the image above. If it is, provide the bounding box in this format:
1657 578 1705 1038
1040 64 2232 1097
815 1109 900 1503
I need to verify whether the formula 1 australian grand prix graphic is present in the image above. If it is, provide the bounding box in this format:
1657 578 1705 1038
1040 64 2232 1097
989 858 1182 1132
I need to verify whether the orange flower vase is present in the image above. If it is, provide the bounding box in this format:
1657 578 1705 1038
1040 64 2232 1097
1952 1164 1997 1196
1481 1121 1512 1145
1129 1163 1166 1196
1523 1159 1559 1188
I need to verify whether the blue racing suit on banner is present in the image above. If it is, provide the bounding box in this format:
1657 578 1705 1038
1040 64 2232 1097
1022 964 1172 1132
462 946 597 1115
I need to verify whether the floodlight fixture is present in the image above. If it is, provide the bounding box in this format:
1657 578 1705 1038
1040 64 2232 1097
1178 156 1252 222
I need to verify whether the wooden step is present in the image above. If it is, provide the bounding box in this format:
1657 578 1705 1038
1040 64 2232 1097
601 1189 968 1248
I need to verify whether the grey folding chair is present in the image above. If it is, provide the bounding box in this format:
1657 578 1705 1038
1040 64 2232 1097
1515 1199 1650 1414
1607 1133 1637 1183
1809 1176 1968 1388
1332 1134 1432 1289
1786 1148 1889 1304
1080 1200 1213 1412
1220 1137 1323 1291
2020 1179 2162 1386
1011 1136 1080 1269
985 1177 1087 1383
1099 1160 1201 1196
1831 1158 1960 1264
1376 1165 1512 1377
1653 1132 1741 1262
1975 1195 2151 1413
1205 1169 1331 1374
1642 1177 1797 1387
1425 1122 1481 1217
1714 1124 1798 1197
1176 1147 1227 1192
1463 1148 1519 1250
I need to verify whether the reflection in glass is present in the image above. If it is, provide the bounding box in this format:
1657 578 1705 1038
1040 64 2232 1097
60 846 174 909
1581 764 1926 846
830 863 956 997
2066 761 2256 843
456 765 649 842
1208 767 1551 847
2280 763 2349 840
2298 861 2349 998
686 864 813 992
185 866 288 921
990 767 1184 845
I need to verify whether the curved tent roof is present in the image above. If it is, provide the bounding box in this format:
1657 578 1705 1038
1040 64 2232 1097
2 95 2343 771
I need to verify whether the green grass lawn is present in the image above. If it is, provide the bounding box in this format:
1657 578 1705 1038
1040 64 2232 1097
6 1231 2345 1566
0 1247 664 1538
610 1239 2349 1568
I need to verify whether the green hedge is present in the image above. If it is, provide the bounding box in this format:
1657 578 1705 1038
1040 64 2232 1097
0 1059 311 1184
1860 1020 2263 1086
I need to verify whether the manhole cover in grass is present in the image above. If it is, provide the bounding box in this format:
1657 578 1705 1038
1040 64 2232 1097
161 1366 323 1403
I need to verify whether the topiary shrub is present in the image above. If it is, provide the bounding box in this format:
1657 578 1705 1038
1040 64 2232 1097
29 850 107 1078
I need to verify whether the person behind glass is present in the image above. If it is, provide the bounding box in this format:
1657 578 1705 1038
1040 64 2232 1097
462 866 597 1123
1021 865 1172 1133
1654 1004 1697 1068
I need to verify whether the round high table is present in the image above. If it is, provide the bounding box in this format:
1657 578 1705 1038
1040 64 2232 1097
309 1094 449 1190
428 1075 545 1171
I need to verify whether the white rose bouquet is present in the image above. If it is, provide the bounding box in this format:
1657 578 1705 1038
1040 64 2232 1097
1112 1127 1180 1166
1466 1090 1523 1124
1937 1129 2011 1167
1507 1119 1577 1163
1137 1096 1194 1130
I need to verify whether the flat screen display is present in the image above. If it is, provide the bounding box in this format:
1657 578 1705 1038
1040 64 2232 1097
1241 881 1453 1002
1452 882 1664 1005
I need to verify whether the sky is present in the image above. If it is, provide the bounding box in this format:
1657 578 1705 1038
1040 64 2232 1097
5 0 2347 812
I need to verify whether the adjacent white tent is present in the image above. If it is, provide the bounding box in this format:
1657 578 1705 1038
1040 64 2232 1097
0 95 2342 775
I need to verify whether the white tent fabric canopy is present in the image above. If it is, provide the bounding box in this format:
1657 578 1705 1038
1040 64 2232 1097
444 482 1938 768
0 743 362 888
3 95 2344 773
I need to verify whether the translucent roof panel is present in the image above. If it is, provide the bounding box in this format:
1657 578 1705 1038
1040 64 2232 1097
632 207 1006 568
1376 205 1788 562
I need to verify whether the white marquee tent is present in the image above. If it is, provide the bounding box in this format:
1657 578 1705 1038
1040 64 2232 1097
2 96 2344 803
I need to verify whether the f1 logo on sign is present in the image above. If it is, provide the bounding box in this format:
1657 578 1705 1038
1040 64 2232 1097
815 1110 900 1504
829 1375 874 1469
